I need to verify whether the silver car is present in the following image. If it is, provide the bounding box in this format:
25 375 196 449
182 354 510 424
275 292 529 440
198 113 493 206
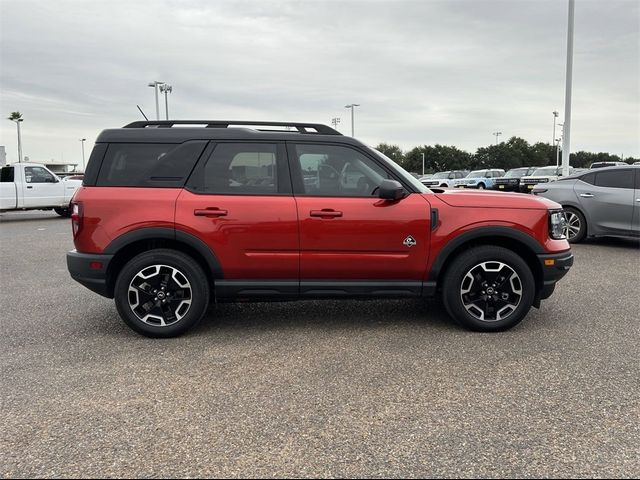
532 165 640 243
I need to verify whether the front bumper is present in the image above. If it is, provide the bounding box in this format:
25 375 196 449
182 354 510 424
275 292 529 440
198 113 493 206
67 250 114 298
493 182 520 191
536 251 574 300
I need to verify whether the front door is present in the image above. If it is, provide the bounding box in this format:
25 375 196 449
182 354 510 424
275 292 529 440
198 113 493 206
176 142 299 295
22 166 62 207
289 142 431 294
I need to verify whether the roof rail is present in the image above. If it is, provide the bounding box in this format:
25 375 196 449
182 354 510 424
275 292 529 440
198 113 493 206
122 120 342 135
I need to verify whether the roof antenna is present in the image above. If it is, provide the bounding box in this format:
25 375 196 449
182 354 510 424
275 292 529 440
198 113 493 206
136 105 149 121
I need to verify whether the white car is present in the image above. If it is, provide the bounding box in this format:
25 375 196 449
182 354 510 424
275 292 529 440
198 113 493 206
0 163 82 216
520 166 574 193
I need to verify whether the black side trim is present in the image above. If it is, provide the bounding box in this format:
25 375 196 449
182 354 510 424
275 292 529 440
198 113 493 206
216 280 298 298
431 208 439 231
67 250 114 298
103 227 223 279
428 226 546 280
301 281 422 297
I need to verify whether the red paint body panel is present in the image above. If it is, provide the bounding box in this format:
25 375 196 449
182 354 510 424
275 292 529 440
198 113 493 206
174 190 299 279
295 194 431 279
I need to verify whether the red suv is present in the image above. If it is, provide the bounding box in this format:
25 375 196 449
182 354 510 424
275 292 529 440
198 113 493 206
67 121 573 337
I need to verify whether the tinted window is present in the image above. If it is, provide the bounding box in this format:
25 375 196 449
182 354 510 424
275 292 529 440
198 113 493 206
197 143 279 194
97 142 206 187
581 172 596 185
294 144 392 196
24 166 55 183
1 166 14 182
594 169 634 189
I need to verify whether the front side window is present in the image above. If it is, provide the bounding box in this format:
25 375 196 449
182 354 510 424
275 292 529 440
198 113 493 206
594 169 634 189
24 166 55 183
294 144 392 197
467 170 487 178
197 143 279 194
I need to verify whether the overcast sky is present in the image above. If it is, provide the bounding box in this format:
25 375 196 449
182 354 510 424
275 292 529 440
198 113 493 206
1 0 638 166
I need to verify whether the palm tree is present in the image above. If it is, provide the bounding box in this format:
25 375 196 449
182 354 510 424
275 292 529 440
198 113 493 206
7 111 23 163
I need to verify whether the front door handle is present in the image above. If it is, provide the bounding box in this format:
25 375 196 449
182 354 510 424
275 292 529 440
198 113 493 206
26 186 33 189
579 193 594 198
194 208 228 217
310 209 343 218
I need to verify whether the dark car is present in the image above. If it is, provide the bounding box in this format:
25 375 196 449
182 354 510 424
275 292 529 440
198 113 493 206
493 167 537 192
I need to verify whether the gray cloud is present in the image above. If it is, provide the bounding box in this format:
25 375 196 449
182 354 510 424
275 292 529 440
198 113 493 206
1 0 638 165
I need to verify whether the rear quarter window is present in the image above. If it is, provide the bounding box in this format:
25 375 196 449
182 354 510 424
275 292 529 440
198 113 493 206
1 166 14 182
96 141 207 187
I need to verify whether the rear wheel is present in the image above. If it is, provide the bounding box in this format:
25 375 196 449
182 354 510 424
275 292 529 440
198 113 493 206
442 246 535 332
563 207 586 243
114 249 210 338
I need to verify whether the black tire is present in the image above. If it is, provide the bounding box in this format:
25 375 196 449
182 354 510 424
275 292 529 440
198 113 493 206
477 183 485 190
563 207 586 243
54 207 71 217
114 249 210 338
442 245 535 332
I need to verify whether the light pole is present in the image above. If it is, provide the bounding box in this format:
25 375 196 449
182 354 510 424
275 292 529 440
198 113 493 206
148 81 165 120
552 110 559 145
79 138 86 171
344 104 360 137
7 112 24 163
556 123 563 168
331 117 341 130
561 0 575 177
493 131 502 145
159 84 172 120
421 152 425 176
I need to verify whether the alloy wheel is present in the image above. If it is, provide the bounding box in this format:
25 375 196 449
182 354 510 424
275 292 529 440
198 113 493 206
460 261 523 322
128 264 192 326
564 212 581 240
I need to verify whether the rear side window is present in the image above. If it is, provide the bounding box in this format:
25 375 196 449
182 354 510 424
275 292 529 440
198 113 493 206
594 169 633 189
96 141 206 187
1 166 14 182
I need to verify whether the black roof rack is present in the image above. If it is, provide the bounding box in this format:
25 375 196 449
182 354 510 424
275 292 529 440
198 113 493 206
123 120 342 136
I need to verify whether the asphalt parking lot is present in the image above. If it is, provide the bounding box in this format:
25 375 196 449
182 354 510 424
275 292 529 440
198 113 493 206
1 211 639 478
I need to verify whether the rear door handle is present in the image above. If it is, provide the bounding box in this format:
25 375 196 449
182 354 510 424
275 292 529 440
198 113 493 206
310 209 343 218
194 208 228 217
579 193 594 198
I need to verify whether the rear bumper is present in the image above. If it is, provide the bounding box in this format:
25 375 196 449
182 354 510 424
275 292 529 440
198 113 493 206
537 250 574 300
67 250 113 298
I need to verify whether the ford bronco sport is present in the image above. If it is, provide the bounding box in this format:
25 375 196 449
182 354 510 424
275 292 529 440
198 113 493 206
67 120 573 337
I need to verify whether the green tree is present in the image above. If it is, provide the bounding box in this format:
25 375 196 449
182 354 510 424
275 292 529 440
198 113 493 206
474 137 536 171
404 145 473 173
7 111 22 122
374 143 404 166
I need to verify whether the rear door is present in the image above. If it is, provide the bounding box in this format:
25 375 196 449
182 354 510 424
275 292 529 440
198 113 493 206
574 169 635 235
633 169 640 235
289 142 431 295
176 141 299 294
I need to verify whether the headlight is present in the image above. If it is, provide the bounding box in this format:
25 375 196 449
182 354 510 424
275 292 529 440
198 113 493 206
549 210 566 240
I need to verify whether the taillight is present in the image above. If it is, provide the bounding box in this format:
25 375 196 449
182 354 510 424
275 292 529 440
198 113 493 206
71 202 83 237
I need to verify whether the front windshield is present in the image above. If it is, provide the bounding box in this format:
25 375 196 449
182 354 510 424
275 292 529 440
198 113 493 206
467 170 486 177
532 167 559 176
367 147 428 192
504 168 528 178
432 172 451 179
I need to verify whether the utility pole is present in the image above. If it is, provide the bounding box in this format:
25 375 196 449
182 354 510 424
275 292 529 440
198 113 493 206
493 131 502 145
552 111 559 145
79 138 86 171
148 81 165 120
421 152 425 176
344 104 360 137
159 84 172 120
561 0 575 177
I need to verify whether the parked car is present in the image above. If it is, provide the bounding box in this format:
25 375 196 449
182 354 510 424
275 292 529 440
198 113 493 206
590 161 627 169
532 165 639 243
418 174 433 183
633 161 640 166
67 120 572 337
493 167 537 192
453 169 505 189
419 170 468 188
520 166 575 193
0 163 82 216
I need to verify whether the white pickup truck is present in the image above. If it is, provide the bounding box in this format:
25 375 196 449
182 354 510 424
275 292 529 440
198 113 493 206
0 163 82 217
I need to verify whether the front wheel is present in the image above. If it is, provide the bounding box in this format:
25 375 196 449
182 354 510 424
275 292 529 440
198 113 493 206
477 183 485 190
54 207 71 217
563 207 586 243
442 245 535 332
114 249 210 338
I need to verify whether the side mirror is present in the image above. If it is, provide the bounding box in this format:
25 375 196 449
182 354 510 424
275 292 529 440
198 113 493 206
378 179 405 200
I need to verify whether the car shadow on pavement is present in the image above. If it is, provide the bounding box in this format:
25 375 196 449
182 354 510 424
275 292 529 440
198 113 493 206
0 213 64 223
581 236 640 249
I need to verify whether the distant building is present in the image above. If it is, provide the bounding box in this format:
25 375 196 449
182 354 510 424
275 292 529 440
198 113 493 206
0 146 6 165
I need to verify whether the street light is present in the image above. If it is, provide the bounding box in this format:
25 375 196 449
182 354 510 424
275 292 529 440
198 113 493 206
492 131 502 145
561 0 575 177
148 81 165 120
159 84 172 120
552 110 559 145
7 112 24 163
344 104 360 137
331 117 341 130
79 138 86 171
421 152 425 176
